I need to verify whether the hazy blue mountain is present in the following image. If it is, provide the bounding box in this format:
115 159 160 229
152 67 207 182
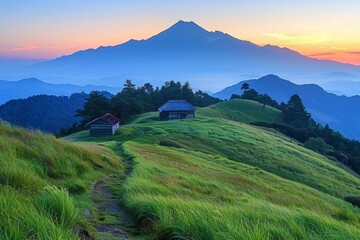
0 78 119 104
3 21 360 90
321 80 360 96
213 74 360 140
0 58 47 74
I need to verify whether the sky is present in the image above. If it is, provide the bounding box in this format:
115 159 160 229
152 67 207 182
1 0 360 65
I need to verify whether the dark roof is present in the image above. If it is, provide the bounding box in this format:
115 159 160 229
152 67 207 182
87 113 120 125
158 100 196 112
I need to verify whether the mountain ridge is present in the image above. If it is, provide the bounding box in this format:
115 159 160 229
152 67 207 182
0 78 119 104
3 20 360 88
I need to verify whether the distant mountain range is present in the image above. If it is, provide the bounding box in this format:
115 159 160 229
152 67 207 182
0 78 119 104
213 75 360 140
321 80 360 96
2 20 360 91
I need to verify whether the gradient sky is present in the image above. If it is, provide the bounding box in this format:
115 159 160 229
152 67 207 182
1 0 360 65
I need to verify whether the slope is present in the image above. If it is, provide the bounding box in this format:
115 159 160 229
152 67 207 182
197 98 284 124
0 121 123 239
214 74 360 140
67 99 360 239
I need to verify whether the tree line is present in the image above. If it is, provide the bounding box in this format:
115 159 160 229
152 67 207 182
63 80 221 134
234 83 360 174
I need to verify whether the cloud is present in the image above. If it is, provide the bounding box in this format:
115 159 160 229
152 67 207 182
347 51 360 55
263 32 328 44
320 46 347 51
309 52 337 57
0 44 39 52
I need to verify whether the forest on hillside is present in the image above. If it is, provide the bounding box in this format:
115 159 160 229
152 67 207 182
232 83 360 175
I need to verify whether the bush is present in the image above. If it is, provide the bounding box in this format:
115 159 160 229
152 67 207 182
304 137 332 154
344 196 360 208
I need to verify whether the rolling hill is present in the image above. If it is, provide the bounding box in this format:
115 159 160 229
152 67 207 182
65 99 360 239
3 21 360 89
214 74 360 140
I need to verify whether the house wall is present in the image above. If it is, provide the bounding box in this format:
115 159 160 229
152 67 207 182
160 111 195 121
112 122 120 135
90 124 114 137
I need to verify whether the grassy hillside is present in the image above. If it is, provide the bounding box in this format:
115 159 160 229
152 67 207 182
0 121 123 239
197 99 284 124
66 99 360 239
122 142 360 239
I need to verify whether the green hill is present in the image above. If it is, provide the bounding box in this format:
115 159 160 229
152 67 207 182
66 99 360 239
0 121 123 239
197 98 284 124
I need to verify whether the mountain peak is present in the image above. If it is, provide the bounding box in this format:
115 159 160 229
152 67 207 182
148 20 209 42
17 78 44 84
259 74 282 80
170 20 206 31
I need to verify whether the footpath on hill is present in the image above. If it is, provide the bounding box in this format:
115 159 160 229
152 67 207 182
90 129 145 240
91 149 139 239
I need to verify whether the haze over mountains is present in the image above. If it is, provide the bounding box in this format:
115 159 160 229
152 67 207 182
0 78 119 104
2 20 360 92
214 75 360 140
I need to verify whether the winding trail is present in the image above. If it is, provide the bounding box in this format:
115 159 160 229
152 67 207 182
91 144 139 240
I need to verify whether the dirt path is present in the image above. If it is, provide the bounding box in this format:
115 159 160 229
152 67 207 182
91 153 138 239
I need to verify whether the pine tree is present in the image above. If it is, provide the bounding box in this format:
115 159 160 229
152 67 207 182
76 91 111 124
282 94 311 128
181 81 195 104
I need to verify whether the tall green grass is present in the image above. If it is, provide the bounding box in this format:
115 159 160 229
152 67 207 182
121 142 360 239
125 117 360 198
0 121 123 239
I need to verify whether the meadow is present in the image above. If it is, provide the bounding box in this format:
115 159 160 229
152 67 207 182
67 99 360 239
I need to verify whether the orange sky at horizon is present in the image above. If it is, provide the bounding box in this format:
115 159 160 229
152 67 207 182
1 1 359 66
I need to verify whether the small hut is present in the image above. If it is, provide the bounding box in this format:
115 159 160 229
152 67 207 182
158 100 196 121
87 113 120 137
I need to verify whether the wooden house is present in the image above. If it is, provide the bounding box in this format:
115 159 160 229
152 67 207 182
87 113 120 137
158 100 196 121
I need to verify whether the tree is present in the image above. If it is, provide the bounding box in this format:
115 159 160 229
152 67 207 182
181 81 195 104
194 91 222 107
122 79 136 94
76 91 111 124
160 80 182 100
142 83 154 95
282 94 311 128
242 88 259 100
261 94 273 108
241 83 250 93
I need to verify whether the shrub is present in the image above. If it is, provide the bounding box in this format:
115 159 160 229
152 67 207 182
344 196 360 208
304 137 332 154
